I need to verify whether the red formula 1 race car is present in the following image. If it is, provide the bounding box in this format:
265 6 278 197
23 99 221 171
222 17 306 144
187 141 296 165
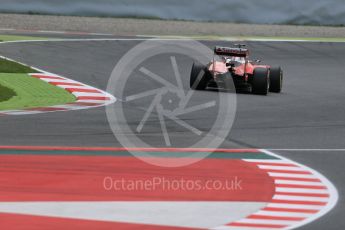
190 44 283 95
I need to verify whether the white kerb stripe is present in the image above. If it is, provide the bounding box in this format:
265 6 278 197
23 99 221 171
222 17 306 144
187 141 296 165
243 159 290 164
2 110 43 115
276 187 328 194
234 218 299 225
267 203 324 210
53 85 92 90
71 92 106 98
275 180 324 186
256 210 312 218
269 172 317 179
273 195 329 202
47 79 80 84
258 165 307 171
76 100 108 103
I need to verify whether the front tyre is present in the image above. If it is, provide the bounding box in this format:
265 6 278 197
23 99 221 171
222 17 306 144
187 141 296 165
269 67 283 93
252 68 269 95
190 63 210 90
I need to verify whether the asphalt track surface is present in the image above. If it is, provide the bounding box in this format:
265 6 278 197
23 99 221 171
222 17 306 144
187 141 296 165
0 35 344 229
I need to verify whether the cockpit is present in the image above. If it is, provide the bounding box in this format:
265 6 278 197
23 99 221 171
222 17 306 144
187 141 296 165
224 56 246 67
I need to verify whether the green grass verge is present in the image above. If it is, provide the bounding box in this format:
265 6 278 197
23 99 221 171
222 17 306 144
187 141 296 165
0 34 50 42
0 57 38 73
0 73 76 111
0 84 16 103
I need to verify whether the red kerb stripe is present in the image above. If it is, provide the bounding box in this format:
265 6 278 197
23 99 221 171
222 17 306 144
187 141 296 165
271 199 327 206
277 184 327 189
67 102 102 106
273 177 321 182
31 75 64 80
228 222 287 228
250 162 296 167
275 192 329 198
263 207 319 214
50 82 83 86
66 88 101 93
0 146 260 153
77 96 111 101
27 107 67 112
266 169 311 175
248 214 305 221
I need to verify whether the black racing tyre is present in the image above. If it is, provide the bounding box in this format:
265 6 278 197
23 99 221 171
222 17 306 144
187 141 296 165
269 67 283 93
190 63 210 90
252 68 269 95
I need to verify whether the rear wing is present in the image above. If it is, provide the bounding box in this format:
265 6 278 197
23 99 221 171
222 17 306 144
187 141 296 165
214 46 249 57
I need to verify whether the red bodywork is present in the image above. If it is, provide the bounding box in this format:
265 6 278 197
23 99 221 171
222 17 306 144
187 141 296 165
209 61 269 76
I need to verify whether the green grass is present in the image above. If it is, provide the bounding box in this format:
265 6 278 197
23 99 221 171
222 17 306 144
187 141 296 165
0 73 76 111
0 58 38 73
0 84 16 103
0 34 50 42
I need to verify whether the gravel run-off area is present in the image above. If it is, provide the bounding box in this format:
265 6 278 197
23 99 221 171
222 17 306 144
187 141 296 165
0 13 345 38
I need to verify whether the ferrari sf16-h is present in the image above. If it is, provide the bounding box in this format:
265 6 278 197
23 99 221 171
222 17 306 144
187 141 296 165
190 44 283 95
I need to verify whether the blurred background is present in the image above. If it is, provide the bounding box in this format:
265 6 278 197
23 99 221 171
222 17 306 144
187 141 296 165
0 0 343 26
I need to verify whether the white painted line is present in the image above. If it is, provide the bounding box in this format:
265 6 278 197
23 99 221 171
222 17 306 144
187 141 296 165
138 35 345 43
268 149 345 152
0 201 266 229
1 110 43 115
0 28 15 31
0 38 196 45
2 37 341 45
1 28 345 43
46 104 92 110
0 28 115 36
30 73 61 77
38 30 66 34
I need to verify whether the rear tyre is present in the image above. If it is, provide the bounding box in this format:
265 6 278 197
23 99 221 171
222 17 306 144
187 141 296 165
252 68 269 95
190 63 210 90
269 67 283 93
